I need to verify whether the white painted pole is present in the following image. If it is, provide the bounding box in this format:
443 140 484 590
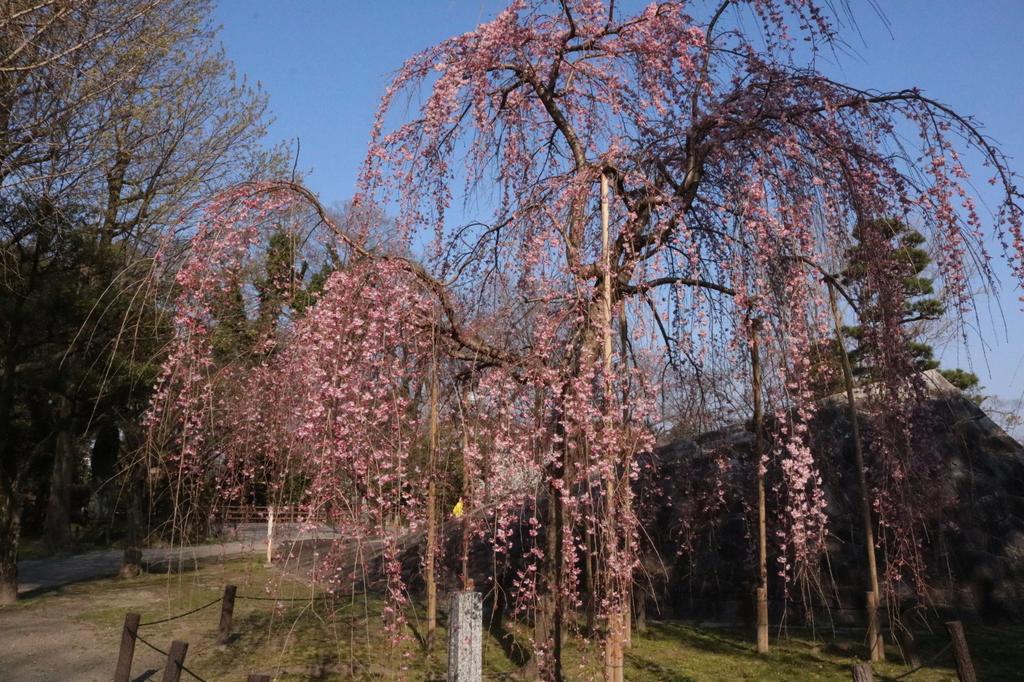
265 505 274 565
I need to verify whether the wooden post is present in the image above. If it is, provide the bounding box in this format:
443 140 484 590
456 388 474 593
750 324 769 654
756 586 769 654
246 675 271 682
113 612 140 682
945 621 977 682
829 281 884 662
866 591 884 662
448 591 483 682
599 170 626 682
851 662 875 682
161 640 189 682
425 331 440 647
216 584 237 646
265 506 274 565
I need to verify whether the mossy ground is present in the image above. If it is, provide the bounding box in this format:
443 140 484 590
9 558 1023 680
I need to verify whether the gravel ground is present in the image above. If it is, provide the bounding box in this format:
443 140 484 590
1 526 339 681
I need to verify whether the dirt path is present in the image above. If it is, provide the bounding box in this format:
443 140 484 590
1 528 340 680
0 602 169 681
0 556 293 681
16 539 263 596
16 524 338 595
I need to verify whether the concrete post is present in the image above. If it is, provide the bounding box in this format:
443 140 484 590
447 591 483 682
265 506 274 565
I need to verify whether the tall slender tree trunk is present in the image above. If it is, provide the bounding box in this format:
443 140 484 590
0 473 19 604
828 281 885 662
0 250 29 602
750 325 769 654
44 395 75 553
120 429 145 578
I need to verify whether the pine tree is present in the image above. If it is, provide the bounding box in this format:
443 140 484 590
842 218 979 394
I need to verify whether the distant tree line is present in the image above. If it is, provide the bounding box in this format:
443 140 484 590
0 0 285 603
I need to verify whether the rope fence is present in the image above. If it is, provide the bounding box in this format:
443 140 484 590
113 584 330 682
890 640 953 680
134 633 209 682
112 582 979 682
139 597 223 627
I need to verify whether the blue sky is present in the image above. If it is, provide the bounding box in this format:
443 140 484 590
213 1 1024 409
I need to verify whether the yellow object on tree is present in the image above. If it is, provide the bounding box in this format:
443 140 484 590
452 498 464 518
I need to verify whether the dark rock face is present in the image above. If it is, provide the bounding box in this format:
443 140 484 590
639 371 1024 624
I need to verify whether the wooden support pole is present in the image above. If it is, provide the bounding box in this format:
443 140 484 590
599 169 627 682
866 591 884 662
750 324 769 654
945 621 977 682
448 591 483 682
216 584 237 646
161 640 189 682
756 586 769 654
829 282 885 663
113 612 140 682
425 331 440 647
851 662 875 682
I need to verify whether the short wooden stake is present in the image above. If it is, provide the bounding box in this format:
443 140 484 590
447 591 483 682
756 586 769 654
851 662 875 682
945 621 977 682
217 584 237 645
161 640 189 682
113 612 140 682
866 591 884 662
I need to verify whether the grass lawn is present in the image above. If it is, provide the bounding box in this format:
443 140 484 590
9 558 1022 680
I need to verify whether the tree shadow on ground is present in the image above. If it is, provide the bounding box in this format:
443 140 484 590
487 612 532 669
625 653 698 681
634 622 859 678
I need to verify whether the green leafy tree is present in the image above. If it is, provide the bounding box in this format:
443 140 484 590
0 0 284 602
